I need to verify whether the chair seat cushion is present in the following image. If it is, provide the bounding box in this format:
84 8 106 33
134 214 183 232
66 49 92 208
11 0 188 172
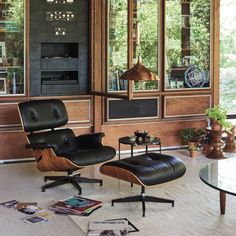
65 146 116 167
100 153 186 186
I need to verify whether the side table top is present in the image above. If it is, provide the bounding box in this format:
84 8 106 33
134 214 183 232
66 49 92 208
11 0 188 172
119 136 160 146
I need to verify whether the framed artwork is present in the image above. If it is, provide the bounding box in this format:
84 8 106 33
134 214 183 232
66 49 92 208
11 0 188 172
0 42 6 64
0 78 6 94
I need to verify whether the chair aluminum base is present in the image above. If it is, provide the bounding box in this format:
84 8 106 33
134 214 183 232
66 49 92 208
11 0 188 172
42 171 103 195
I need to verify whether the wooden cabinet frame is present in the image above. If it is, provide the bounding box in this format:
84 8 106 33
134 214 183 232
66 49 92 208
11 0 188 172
90 0 220 125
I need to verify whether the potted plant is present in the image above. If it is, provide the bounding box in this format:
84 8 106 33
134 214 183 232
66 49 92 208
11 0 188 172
188 143 200 158
180 127 204 157
205 105 232 131
180 127 205 144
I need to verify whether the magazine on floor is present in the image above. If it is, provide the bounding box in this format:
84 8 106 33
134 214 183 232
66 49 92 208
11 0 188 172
88 219 129 236
48 196 102 216
106 218 139 233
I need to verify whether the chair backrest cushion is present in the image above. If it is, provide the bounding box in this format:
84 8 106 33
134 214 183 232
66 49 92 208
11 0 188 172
18 99 68 132
27 128 78 155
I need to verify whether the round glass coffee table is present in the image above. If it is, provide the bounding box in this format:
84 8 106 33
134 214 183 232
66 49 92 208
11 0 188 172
199 158 236 214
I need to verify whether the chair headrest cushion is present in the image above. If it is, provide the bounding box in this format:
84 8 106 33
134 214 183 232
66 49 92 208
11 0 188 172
18 99 68 132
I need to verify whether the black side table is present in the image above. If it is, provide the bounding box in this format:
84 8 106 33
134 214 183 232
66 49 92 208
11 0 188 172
118 136 161 160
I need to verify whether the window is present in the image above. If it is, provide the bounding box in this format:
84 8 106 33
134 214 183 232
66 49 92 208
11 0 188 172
107 0 159 93
165 0 211 90
220 0 236 115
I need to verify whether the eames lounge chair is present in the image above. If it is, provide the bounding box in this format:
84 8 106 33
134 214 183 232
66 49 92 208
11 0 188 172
18 99 116 194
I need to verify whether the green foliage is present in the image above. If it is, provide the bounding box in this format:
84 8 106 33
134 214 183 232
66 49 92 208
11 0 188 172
188 143 200 151
180 127 205 143
205 105 233 131
6 0 24 61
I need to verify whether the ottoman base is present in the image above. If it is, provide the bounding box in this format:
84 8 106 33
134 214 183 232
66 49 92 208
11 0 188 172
112 186 174 217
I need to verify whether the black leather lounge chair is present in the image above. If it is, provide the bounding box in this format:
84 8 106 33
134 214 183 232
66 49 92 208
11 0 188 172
18 99 116 194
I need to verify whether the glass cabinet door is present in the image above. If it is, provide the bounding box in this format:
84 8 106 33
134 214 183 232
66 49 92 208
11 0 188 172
108 0 128 92
107 0 159 92
165 0 210 90
132 0 159 91
0 0 25 96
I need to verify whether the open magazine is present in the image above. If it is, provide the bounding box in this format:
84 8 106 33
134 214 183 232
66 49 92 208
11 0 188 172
88 219 129 236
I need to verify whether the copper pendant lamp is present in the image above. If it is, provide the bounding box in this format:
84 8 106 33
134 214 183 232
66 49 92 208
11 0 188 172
120 56 159 81
119 55 159 99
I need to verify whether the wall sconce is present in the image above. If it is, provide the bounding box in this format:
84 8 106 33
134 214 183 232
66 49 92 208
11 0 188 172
91 56 159 100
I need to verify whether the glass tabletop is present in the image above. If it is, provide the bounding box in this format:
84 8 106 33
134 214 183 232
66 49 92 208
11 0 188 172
199 158 236 196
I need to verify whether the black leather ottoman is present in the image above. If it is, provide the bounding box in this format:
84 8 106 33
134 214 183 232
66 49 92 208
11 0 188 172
100 153 186 216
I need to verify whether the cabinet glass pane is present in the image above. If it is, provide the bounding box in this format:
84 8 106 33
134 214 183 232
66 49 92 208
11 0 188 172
132 0 159 91
0 0 25 95
165 0 210 90
108 0 128 91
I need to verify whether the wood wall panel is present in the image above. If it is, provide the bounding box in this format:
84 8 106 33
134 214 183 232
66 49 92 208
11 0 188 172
0 103 21 126
102 119 206 151
0 131 32 160
164 95 211 118
64 100 91 123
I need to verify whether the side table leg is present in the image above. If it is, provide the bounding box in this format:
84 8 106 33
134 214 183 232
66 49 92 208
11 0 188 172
119 142 121 160
220 191 226 214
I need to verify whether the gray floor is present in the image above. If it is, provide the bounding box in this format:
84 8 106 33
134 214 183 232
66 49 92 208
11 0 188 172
0 149 235 236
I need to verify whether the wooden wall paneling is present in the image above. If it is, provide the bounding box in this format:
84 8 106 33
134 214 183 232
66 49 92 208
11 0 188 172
0 130 32 160
164 95 211 118
63 99 91 123
101 119 206 150
70 126 92 136
0 103 21 126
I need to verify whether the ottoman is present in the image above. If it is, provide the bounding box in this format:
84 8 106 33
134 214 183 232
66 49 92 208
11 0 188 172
100 152 186 216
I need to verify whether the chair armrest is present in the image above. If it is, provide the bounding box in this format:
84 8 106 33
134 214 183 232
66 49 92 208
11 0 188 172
25 143 54 150
76 132 105 149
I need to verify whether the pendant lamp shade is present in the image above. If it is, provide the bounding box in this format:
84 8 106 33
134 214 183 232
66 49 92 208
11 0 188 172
119 56 159 81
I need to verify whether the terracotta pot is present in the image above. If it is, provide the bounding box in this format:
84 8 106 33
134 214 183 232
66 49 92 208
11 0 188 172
189 150 198 158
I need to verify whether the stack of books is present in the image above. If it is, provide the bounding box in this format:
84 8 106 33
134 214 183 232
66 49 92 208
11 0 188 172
48 196 102 216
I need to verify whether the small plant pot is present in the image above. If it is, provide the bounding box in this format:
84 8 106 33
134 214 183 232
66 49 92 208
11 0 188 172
189 150 198 158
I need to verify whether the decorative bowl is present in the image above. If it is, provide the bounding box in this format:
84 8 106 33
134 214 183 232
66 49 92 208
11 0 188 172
134 130 149 140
